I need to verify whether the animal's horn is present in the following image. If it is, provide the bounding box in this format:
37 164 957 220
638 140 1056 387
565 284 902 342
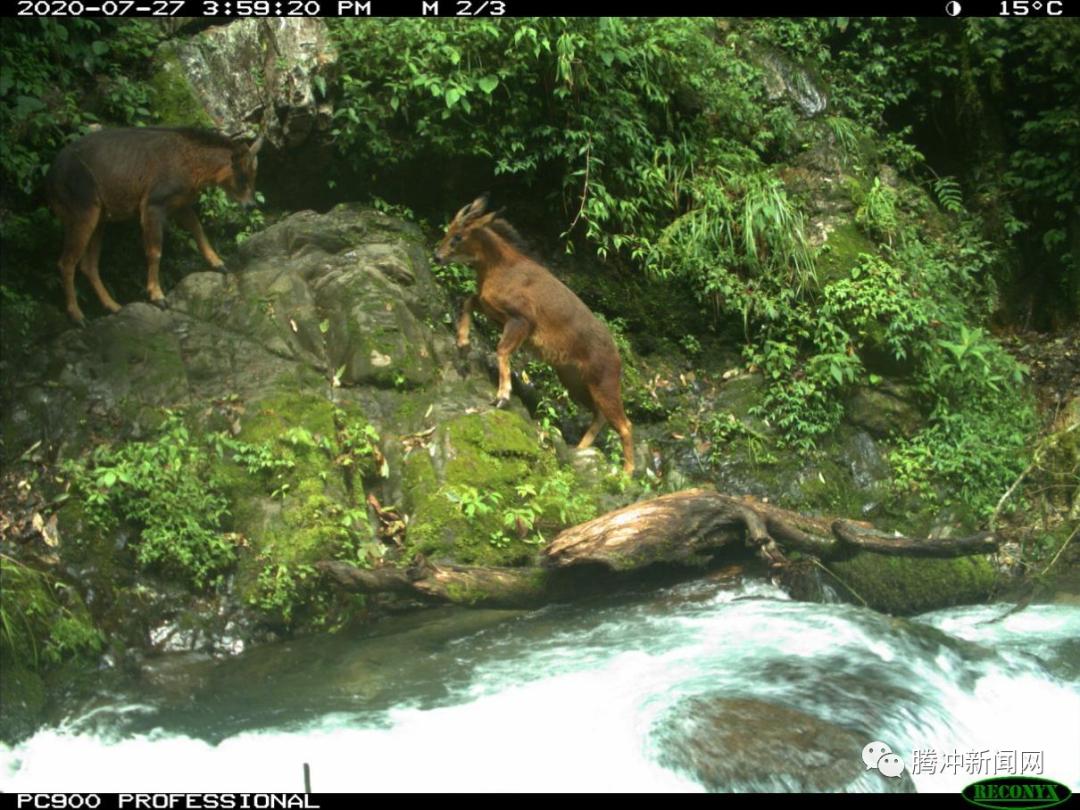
250 135 264 156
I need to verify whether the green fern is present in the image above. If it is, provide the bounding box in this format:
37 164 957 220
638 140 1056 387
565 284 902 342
932 176 965 215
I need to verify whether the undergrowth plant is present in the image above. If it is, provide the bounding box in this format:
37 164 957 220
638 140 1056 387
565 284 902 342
0 555 103 669
62 412 235 588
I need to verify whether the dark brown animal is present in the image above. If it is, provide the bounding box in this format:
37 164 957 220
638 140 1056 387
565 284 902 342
435 195 635 473
45 127 263 324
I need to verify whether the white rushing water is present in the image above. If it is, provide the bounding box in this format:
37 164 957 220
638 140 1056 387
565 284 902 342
3 579 1078 793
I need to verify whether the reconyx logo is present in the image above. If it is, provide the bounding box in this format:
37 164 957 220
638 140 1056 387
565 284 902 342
962 777 1072 810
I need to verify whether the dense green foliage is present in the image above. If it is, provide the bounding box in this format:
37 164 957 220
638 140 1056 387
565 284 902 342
771 17 1080 326
0 556 103 669
330 17 1046 518
59 407 385 620
61 413 237 588
332 18 777 255
1 17 1070 539
1 19 162 197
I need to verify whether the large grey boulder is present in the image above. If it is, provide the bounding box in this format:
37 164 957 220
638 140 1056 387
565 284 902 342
153 19 336 145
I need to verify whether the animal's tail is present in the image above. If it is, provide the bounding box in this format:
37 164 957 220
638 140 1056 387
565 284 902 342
43 147 98 216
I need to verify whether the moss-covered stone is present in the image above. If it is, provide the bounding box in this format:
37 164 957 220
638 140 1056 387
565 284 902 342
0 652 46 745
213 392 377 626
816 220 878 286
826 552 999 615
846 382 924 439
149 44 216 127
714 373 769 425
403 410 602 569
787 456 875 518
56 499 133 588
1042 396 1080 518
0 556 104 743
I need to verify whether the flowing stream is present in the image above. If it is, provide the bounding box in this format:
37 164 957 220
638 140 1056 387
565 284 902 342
3 578 1078 793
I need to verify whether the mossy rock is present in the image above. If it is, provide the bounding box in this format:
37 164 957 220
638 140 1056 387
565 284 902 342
845 382 923 439
214 392 376 626
233 205 445 391
815 220 877 286
780 439 887 519
403 410 601 568
149 43 217 127
714 373 769 425
53 498 147 640
826 552 999 615
0 557 103 743
1042 396 1080 516
0 652 46 745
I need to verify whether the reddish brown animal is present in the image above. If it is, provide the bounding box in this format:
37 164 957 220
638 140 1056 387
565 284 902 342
45 127 263 324
435 195 635 474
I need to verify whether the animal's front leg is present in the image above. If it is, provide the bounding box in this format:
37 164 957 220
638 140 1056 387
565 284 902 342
456 295 477 350
493 316 531 408
176 206 227 272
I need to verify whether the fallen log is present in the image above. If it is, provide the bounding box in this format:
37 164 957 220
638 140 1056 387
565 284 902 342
316 557 546 607
317 488 1002 608
542 489 999 568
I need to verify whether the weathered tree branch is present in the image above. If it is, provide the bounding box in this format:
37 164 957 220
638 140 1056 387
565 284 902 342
831 520 998 556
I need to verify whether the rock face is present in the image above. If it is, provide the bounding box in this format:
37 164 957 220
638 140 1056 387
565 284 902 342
3 206 453 458
152 19 336 146
846 382 923 439
754 47 828 117
0 204 609 653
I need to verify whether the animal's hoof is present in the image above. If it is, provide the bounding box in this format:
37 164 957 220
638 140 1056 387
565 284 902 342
151 298 169 311
214 263 230 274
492 396 510 409
457 342 470 353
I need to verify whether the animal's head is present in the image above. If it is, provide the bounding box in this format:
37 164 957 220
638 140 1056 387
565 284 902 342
225 135 263 208
434 194 497 266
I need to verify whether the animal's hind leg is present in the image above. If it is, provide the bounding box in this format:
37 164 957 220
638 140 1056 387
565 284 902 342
79 224 121 314
57 207 101 324
577 412 607 450
613 413 635 475
589 381 635 474
140 202 167 306
175 206 226 271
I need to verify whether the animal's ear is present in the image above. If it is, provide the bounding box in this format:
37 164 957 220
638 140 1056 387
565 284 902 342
471 212 496 229
249 135 264 156
461 194 490 221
